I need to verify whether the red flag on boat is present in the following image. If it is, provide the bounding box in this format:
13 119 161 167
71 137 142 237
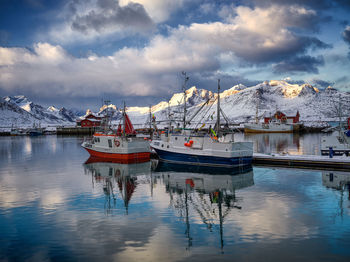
117 124 122 136
124 113 136 135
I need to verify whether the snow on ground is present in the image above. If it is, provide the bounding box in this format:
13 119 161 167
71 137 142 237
2 80 349 129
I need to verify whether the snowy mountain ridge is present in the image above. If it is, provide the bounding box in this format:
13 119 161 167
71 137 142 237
0 95 77 127
126 80 350 128
1 80 349 128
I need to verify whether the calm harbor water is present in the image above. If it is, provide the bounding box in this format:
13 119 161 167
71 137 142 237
1 134 350 261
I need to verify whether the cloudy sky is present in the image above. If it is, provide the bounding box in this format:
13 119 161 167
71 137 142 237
0 0 350 109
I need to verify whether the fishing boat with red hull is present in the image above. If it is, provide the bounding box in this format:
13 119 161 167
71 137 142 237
81 105 150 164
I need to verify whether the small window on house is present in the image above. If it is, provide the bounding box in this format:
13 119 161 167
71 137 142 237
108 139 112 148
175 137 178 140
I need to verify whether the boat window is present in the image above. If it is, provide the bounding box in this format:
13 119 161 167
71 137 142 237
175 137 177 140
108 139 112 148
161 144 164 147
167 145 169 148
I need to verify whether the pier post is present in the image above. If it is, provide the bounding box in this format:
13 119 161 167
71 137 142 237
329 147 334 158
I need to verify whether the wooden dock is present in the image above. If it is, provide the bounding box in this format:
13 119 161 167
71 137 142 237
253 153 350 171
56 127 99 135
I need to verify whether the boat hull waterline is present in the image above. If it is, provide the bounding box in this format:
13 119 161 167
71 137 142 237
83 147 150 164
154 148 252 168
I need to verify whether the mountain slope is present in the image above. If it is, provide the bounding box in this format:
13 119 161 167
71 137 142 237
2 80 349 128
2 96 77 126
126 80 350 127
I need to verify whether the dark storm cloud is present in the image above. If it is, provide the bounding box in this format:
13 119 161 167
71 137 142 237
211 3 332 65
311 79 333 88
248 0 350 9
70 0 154 34
235 36 330 64
342 26 350 59
343 26 350 45
273 55 325 74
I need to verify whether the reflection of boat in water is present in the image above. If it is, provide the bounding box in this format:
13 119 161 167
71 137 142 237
322 171 350 192
84 157 152 176
83 157 151 214
322 171 350 217
158 164 254 193
154 160 254 249
155 160 252 175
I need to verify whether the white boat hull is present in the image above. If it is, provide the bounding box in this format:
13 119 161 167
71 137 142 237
244 123 294 133
82 133 150 163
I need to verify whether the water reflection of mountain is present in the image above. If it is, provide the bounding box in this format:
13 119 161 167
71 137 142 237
153 161 254 250
83 157 151 214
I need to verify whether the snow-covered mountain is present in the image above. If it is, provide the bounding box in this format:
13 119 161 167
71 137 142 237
1 80 349 128
0 96 39 126
125 80 350 128
1 95 77 127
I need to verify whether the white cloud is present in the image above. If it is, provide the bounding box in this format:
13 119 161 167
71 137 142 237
48 0 155 44
119 0 187 23
0 4 330 100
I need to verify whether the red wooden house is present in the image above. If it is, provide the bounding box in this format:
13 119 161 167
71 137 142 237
76 113 102 127
264 111 300 124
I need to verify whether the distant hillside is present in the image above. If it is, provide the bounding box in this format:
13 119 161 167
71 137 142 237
0 96 77 127
1 80 349 128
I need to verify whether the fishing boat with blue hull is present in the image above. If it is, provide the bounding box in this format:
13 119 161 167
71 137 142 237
152 134 252 167
151 74 253 168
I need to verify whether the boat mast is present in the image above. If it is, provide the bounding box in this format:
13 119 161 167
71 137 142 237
216 79 221 137
104 100 111 134
149 105 152 138
337 94 343 137
182 72 189 130
255 91 259 124
123 101 126 137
